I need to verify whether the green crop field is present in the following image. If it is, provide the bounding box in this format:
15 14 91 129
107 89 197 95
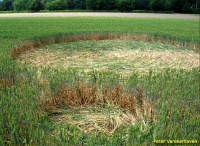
0 17 199 145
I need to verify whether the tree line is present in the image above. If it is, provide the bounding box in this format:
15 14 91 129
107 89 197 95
0 0 199 13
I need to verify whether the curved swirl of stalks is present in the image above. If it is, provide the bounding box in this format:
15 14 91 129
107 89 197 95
10 32 200 60
41 81 154 134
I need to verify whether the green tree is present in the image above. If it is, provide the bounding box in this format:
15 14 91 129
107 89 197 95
134 0 150 10
117 0 135 12
30 0 44 12
149 0 160 11
67 0 74 9
182 2 192 13
45 0 67 10
164 0 172 11
171 0 195 13
86 0 116 10
13 0 31 11
98 0 116 10
106 0 117 10
150 0 166 11
0 0 14 11
86 0 99 10
86 0 91 10
172 0 186 12
42 0 53 4
74 0 86 9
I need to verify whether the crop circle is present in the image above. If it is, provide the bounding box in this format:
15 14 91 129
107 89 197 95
12 33 199 134
16 36 199 76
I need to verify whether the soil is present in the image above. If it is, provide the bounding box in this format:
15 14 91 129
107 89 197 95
0 12 199 19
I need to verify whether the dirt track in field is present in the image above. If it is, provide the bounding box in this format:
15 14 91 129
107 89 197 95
0 12 199 19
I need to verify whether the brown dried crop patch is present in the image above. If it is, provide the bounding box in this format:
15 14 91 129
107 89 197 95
41 82 154 134
0 78 14 88
0 72 15 89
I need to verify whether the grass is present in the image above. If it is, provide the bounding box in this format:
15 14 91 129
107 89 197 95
0 17 200 145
